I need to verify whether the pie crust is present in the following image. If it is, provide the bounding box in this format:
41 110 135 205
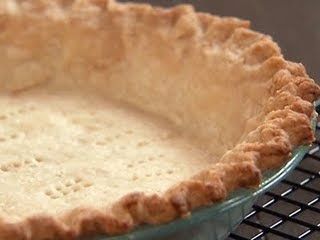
0 0 319 239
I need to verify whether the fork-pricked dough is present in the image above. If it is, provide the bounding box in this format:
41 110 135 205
0 89 216 220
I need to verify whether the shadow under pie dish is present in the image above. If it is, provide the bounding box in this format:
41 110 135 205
0 0 319 240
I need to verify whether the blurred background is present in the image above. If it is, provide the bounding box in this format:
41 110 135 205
120 0 320 83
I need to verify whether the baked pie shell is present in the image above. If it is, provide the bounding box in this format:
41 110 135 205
0 0 319 239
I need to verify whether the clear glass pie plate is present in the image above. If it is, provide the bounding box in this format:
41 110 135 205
88 115 317 240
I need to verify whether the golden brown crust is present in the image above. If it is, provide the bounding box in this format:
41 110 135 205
0 0 319 239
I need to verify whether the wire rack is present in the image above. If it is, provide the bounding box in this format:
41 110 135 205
228 110 320 240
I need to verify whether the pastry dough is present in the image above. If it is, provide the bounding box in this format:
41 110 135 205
0 1 319 239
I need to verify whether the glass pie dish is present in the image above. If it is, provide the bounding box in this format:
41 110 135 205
89 115 317 240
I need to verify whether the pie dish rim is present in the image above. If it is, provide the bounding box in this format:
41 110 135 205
94 120 316 240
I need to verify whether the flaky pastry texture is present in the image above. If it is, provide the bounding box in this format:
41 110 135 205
0 0 319 239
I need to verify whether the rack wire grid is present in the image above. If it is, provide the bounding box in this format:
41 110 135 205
228 108 320 240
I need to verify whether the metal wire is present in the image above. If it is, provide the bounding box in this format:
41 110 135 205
229 113 320 240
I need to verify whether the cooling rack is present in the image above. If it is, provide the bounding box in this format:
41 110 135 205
229 109 320 240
